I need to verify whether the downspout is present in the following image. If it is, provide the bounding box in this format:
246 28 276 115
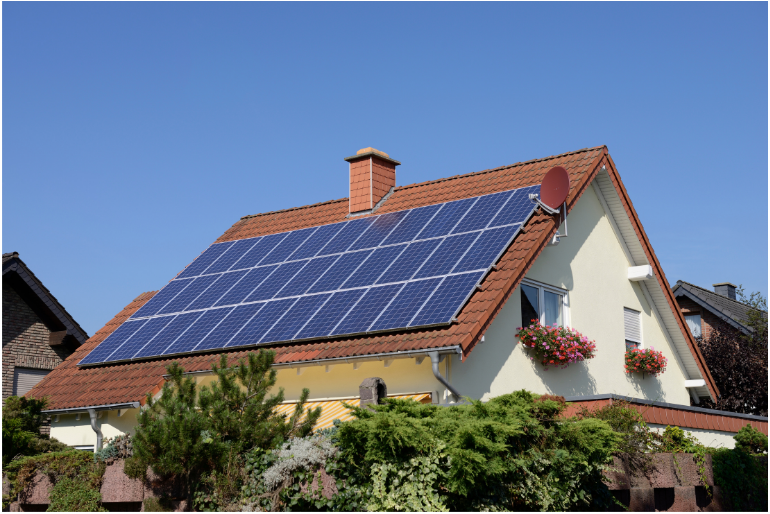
87 408 103 451
428 351 461 402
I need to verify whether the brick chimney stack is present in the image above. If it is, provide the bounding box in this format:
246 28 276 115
713 282 737 300
344 147 401 214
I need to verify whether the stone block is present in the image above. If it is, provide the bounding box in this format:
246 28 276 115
670 486 697 512
101 460 144 503
143 468 185 501
628 487 655 511
671 454 713 487
19 473 52 505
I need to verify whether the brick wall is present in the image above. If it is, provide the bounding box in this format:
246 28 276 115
675 296 732 340
2 282 72 398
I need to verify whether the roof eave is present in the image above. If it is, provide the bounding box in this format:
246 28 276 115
2 255 89 345
673 287 751 335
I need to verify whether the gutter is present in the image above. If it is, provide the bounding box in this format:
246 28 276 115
42 402 141 415
166 346 464 378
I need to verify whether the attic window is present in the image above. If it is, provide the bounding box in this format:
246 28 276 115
521 280 569 328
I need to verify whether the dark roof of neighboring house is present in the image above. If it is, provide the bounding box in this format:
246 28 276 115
27 146 719 409
672 280 766 334
2 252 89 345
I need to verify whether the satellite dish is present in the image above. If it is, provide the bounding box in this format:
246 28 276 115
540 166 570 210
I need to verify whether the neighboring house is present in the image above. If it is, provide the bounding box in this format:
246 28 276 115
28 146 767 450
3 252 88 410
673 281 763 339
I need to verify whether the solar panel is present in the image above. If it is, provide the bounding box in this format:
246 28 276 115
79 184 540 366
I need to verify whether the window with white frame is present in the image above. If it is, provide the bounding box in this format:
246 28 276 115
520 280 569 328
684 313 702 338
624 307 642 350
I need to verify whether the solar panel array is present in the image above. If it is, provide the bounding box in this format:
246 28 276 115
79 185 540 366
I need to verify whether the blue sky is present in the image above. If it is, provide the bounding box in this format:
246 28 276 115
3 2 767 336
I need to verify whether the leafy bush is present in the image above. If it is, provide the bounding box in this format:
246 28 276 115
334 391 620 511
624 347 667 376
3 451 105 511
695 288 767 416
517 321 597 369
710 446 768 511
733 425 768 455
143 497 174 512
2 396 68 468
94 434 133 463
48 476 106 512
367 443 449 512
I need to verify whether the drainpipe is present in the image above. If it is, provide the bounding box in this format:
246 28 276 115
87 408 103 451
428 351 461 402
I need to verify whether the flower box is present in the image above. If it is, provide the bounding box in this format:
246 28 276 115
516 320 597 370
624 347 667 377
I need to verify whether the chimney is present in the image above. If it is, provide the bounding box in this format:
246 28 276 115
713 282 737 300
344 147 401 214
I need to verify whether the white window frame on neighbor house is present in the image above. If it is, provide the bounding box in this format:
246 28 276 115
624 307 643 350
520 278 570 328
683 312 702 338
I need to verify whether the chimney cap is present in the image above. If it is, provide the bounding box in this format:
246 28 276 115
712 282 737 288
344 147 401 166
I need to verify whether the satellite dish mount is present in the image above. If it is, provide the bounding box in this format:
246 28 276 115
529 166 571 245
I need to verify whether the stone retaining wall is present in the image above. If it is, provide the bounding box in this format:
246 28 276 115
5 453 744 512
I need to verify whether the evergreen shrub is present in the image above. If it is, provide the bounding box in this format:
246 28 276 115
333 391 620 511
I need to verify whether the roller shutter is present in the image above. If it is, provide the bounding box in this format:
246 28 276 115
13 368 50 397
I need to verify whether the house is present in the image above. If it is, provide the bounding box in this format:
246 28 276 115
673 280 763 339
27 146 767 451
3 252 88 434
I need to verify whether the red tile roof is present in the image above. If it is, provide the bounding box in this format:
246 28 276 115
27 146 718 409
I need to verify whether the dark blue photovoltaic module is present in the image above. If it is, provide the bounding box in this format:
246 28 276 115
78 184 539 366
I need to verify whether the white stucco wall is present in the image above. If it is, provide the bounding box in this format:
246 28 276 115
452 184 692 406
647 424 737 449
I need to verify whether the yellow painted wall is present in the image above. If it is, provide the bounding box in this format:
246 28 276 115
50 415 94 447
50 408 140 448
451 185 692 406
195 357 446 403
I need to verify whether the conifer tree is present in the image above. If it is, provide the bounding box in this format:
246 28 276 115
132 349 321 505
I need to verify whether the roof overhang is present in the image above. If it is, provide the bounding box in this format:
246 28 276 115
3 253 89 345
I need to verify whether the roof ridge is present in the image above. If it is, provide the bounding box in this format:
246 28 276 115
240 198 348 221
676 280 765 312
395 145 606 193
237 146 605 222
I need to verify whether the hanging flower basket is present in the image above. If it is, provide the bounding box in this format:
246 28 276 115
516 320 597 370
624 347 667 377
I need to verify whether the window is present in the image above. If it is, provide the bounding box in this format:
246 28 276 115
624 307 641 350
13 368 49 397
520 280 568 328
684 313 702 338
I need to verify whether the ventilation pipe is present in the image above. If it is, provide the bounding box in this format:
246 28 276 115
87 408 103 451
428 351 461 402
